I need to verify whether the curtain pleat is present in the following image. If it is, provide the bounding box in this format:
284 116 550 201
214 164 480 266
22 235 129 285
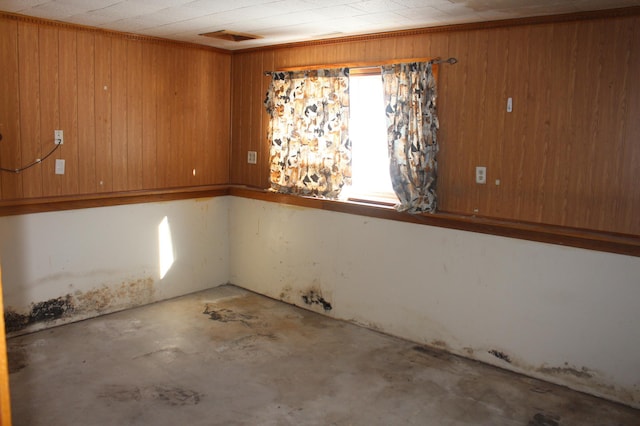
382 62 439 213
264 69 351 198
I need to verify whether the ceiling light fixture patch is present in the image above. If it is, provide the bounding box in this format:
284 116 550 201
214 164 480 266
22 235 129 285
199 30 262 42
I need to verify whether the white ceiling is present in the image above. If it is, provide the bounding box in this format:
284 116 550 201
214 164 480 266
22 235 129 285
1 0 639 50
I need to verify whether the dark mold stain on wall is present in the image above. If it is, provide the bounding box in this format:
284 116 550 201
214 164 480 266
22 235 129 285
279 285 292 302
430 340 450 350
4 278 155 334
4 311 30 334
4 295 74 333
301 289 332 311
538 365 593 379
488 349 512 363
30 296 74 322
74 278 155 313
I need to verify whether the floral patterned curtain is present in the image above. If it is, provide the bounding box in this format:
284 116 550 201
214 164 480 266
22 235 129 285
264 69 351 198
382 62 439 213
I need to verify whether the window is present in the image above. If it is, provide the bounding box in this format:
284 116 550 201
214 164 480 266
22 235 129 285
344 71 398 204
265 62 437 210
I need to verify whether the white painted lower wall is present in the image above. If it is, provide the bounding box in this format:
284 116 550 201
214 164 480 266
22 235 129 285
229 197 640 408
0 197 230 335
3 195 639 407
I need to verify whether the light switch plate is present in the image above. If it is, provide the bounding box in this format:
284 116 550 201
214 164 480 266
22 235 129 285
55 159 65 175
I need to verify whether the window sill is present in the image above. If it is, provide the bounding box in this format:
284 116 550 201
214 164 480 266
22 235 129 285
347 197 396 207
229 186 640 258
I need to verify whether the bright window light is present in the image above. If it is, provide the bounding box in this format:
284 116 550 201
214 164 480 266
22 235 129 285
158 216 174 280
347 74 397 202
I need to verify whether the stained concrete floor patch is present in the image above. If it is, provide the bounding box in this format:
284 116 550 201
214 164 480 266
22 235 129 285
7 285 640 425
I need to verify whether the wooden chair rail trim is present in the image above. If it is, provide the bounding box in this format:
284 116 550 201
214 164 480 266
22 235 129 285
229 187 640 258
0 185 637 257
0 185 230 216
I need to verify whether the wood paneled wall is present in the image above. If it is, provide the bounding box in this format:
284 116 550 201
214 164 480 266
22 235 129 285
0 15 231 201
1 11 638 236
229 12 640 235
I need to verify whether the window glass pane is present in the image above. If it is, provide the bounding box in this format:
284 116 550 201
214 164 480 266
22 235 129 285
348 74 396 201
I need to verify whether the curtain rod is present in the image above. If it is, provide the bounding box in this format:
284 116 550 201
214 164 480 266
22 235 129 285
431 57 458 65
263 57 458 76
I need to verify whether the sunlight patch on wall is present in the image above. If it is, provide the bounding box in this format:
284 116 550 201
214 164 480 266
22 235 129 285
158 216 175 279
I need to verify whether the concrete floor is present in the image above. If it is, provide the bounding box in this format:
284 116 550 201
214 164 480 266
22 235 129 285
7 285 640 426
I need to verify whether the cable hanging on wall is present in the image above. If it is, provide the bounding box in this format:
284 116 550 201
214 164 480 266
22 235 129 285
0 132 62 174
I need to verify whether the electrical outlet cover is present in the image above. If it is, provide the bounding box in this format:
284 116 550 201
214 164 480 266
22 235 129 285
475 166 486 184
54 129 64 145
